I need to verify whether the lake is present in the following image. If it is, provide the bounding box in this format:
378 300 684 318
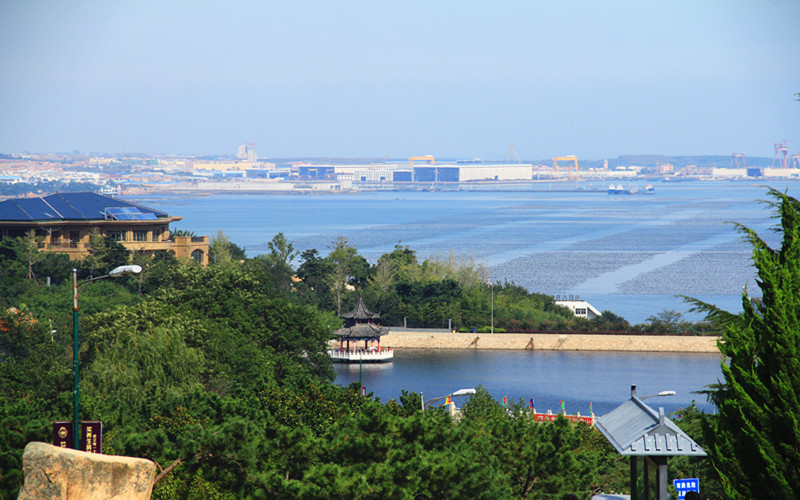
333 348 723 417
129 180 785 415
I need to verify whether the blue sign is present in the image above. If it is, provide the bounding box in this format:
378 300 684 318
673 478 700 499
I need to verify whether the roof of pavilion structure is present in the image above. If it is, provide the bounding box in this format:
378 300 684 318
595 388 706 457
333 297 389 338
333 322 389 339
341 296 381 320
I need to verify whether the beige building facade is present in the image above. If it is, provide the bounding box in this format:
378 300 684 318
0 192 209 265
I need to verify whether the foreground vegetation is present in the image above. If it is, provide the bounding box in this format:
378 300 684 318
2 188 799 498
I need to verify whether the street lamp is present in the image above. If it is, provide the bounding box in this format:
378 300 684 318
72 264 141 450
421 388 477 411
487 279 494 334
632 385 676 400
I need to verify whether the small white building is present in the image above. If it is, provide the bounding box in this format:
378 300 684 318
555 299 602 320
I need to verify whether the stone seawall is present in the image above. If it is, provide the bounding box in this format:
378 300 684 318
368 330 720 353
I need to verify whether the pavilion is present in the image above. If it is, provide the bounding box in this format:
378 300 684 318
595 385 706 500
329 297 392 363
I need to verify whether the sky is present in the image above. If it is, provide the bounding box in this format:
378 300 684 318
1 1 798 160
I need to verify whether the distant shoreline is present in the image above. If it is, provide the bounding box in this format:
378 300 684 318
374 330 721 353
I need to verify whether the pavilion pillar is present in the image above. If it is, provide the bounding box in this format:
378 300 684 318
655 456 668 500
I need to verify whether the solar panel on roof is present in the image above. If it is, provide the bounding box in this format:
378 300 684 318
105 206 159 221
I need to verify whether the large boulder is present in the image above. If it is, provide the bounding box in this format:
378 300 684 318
17 442 156 500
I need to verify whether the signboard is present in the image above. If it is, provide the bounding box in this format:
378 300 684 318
673 478 700 499
52 421 103 453
532 412 595 425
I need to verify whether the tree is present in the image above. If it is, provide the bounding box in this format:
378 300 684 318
81 230 129 276
325 237 370 314
643 310 685 334
703 188 800 498
255 232 299 289
208 231 246 264
264 232 298 271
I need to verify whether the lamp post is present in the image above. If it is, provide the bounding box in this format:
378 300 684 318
488 279 494 334
72 264 141 450
632 385 676 400
422 388 477 411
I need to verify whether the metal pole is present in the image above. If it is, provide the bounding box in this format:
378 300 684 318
490 282 494 334
72 269 80 450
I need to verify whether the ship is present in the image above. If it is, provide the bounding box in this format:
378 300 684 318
608 184 654 195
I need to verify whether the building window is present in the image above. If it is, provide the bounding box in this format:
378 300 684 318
191 249 204 262
575 308 587 315
133 230 148 242
108 231 125 242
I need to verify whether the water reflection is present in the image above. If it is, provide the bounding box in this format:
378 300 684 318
334 349 723 417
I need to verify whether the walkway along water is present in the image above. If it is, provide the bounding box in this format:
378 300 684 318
332 328 720 353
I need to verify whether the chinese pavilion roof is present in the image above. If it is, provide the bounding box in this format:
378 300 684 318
333 296 388 338
341 296 381 320
332 322 389 339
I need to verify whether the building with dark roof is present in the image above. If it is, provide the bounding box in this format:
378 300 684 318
0 192 208 264
329 297 393 363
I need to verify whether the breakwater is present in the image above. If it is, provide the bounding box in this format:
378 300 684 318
373 329 720 353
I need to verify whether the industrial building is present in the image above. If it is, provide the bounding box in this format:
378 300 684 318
412 164 532 183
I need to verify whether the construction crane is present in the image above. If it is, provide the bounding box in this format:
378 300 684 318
731 153 747 169
772 141 789 169
551 156 580 180
371 154 391 165
506 143 521 164
409 155 435 166
791 154 800 169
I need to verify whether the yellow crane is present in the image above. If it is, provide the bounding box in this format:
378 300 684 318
551 156 580 180
506 143 521 164
409 155 435 166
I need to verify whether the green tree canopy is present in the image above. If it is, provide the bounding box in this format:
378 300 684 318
704 188 800 498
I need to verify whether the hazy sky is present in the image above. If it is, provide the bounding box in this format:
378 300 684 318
1 1 798 160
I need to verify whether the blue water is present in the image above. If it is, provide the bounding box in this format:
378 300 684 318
128 181 789 416
334 349 722 417
130 180 798 324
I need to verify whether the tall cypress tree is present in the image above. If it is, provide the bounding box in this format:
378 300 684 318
707 188 800 498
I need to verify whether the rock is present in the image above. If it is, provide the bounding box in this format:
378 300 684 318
18 442 156 500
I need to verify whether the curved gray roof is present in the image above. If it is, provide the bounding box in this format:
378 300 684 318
333 322 389 339
341 296 380 320
595 389 706 457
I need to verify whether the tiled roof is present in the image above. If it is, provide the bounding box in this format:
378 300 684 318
333 322 389 339
341 296 381 320
595 392 706 457
0 192 169 222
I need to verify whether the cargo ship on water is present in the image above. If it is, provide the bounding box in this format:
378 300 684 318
608 184 654 195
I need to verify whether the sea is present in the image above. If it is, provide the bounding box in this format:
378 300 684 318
127 179 798 414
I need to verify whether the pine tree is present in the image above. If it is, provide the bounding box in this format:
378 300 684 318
707 188 800 498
